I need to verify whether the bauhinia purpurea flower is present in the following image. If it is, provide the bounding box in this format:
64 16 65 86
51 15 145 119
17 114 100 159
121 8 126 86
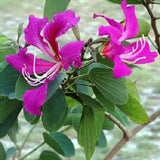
94 0 158 78
5 10 84 115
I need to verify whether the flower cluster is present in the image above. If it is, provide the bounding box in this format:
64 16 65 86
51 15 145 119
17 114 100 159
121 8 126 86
5 0 158 115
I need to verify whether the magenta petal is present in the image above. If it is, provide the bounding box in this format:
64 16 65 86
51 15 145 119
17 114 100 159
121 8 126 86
113 55 132 78
121 40 158 64
98 26 121 45
24 15 54 59
43 10 80 55
23 83 48 115
5 47 55 74
119 0 139 41
93 13 123 32
59 41 84 70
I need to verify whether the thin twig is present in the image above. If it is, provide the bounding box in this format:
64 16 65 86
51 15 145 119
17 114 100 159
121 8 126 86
104 112 129 138
103 109 160 160
142 0 160 53
20 141 45 160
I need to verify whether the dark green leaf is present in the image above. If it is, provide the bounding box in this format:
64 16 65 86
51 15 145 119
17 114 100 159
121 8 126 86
15 76 35 101
78 93 104 111
8 120 19 143
0 65 20 99
43 0 70 21
93 87 115 112
89 67 128 105
0 61 7 72
78 105 105 160
42 89 68 131
39 150 62 160
46 73 65 101
118 95 149 124
0 99 21 124
78 106 97 160
0 142 6 160
96 131 107 148
136 19 150 38
43 132 75 157
76 79 93 96
23 109 40 125
0 101 22 138
106 0 142 4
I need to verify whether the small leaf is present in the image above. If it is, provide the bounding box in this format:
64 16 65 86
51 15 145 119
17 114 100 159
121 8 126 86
136 19 150 38
0 104 22 138
96 131 107 148
0 99 22 124
0 65 20 99
6 147 16 158
43 132 75 157
89 67 128 105
118 95 149 124
66 96 79 108
106 0 142 4
43 0 70 21
8 120 19 143
102 117 114 130
17 23 24 41
39 150 62 160
23 109 40 125
42 89 68 131
0 142 6 160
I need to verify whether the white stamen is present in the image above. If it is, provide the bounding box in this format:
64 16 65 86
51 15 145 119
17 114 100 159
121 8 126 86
22 54 62 86
120 36 146 61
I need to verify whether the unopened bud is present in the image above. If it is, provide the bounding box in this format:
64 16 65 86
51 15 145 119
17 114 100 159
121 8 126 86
72 25 81 41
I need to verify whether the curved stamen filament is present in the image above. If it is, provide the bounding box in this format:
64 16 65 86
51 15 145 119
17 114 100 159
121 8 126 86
120 36 146 60
22 54 62 86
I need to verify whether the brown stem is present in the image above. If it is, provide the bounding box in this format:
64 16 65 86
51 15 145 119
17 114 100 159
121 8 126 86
104 112 129 138
103 109 160 160
142 0 160 53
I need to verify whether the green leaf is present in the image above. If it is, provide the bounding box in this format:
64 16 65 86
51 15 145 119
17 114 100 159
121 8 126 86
43 132 75 157
0 35 17 62
42 89 68 131
78 105 105 160
78 93 104 111
78 106 97 160
118 95 149 124
106 0 142 4
93 87 115 112
0 142 6 160
0 98 21 124
43 0 70 21
8 120 19 143
0 65 20 99
126 79 140 102
0 106 21 138
102 117 114 130
6 147 16 158
23 109 40 125
66 96 79 108
39 150 62 160
89 67 128 105
136 19 150 38
96 131 107 148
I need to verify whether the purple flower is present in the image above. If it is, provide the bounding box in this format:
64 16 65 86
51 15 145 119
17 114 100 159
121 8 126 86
94 0 158 78
5 10 84 115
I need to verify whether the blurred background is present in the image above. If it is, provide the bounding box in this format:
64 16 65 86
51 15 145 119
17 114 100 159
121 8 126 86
1 0 160 159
